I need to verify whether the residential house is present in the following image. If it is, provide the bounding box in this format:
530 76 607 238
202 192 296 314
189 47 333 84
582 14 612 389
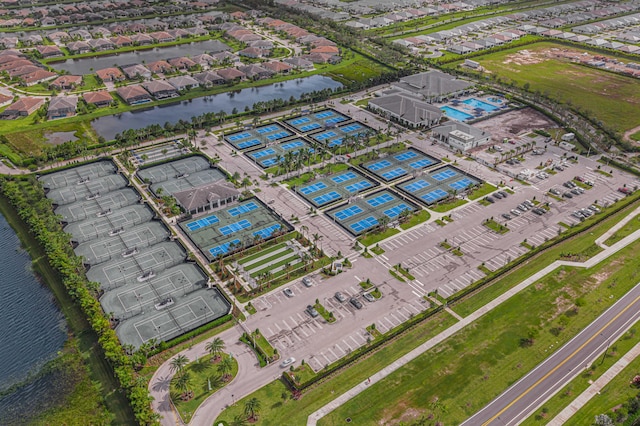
21 69 57 86
1 97 45 119
261 61 292 74
167 75 199 91
131 34 153 45
191 53 215 69
237 64 274 80
69 29 92 40
67 41 91 54
210 51 239 64
146 60 173 74
142 80 178 99
116 85 152 105
248 39 273 50
47 95 78 119
216 67 245 82
310 45 339 55
36 45 63 58
238 47 264 59
167 56 196 71
110 35 132 47
0 93 12 107
96 67 126 82
283 56 314 71
88 38 115 51
193 70 225 87
50 75 82 90
150 31 175 43
121 64 152 80
83 90 114 107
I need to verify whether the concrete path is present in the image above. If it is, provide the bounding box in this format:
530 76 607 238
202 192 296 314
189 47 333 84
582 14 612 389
306 227 640 425
548 340 640 425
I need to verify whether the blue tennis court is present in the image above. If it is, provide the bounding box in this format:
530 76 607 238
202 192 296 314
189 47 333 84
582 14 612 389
325 116 346 124
250 148 276 159
313 191 341 206
186 214 219 231
256 125 279 134
384 203 410 218
331 172 357 183
334 205 364 221
238 139 261 149
290 117 310 125
394 151 418 161
367 193 394 207
449 178 474 191
381 167 407 180
281 141 305 150
421 189 448 203
403 180 430 193
262 158 278 167
299 182 328 195
314 111 335 119
345 180 372 193
314 131 337 140
228 202 258 217
227 132 251 142
219 219 251 236
266 131 291 141
209 239 241 257
409 158 433 169
350 216 379 233
327 138 344 147
432 169 457 181
367 160 392 171
253 224 281 239
300 123 321 132
340 123 362 133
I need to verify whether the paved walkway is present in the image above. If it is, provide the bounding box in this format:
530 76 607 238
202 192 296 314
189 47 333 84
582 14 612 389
548 340 640 425
306 224 640 425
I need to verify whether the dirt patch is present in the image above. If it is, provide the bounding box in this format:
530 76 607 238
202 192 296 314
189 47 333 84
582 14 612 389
502 49 549 66
379 407 427 425
473 107 557 142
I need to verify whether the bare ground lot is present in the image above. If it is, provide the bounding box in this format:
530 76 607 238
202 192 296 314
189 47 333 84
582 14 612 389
472 107 556 142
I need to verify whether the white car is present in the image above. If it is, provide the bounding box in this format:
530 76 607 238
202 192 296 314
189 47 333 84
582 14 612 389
281 357 295 368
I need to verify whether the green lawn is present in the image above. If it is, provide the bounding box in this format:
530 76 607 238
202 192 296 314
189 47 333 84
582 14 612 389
283 163 350 188
243 249 294 271
603 214 640 246
320 235 640 425
237 243 287 265
214 312 457 425
358 227 400 246
430 198 468 213
468 182 498 200
171 353 238 423
484 219 510 234
314 302 336 323
249 254 300 278
468 41 640 132
399 210 431 230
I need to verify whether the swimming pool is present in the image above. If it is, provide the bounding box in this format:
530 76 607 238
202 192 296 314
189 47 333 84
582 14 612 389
463 98 499 112
487 97 502 104
441 106 473 121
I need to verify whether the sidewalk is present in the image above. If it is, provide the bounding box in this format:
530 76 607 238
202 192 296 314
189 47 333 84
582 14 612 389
306 224 640 425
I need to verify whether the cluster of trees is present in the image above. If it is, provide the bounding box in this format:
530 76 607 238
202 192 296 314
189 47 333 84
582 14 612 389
0 176 157 425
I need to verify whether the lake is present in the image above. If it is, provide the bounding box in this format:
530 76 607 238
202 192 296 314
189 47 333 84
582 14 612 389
49 39 231 75
92 74 343 140
0 210 67 421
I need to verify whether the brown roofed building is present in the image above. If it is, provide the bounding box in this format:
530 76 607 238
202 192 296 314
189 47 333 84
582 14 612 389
96 67 125 82
1 96 45 119
21 69 57 86
173 182 240 215
142 80 178 99
83 90 114 108
116 85 151 105
216 67 245 82
35 45 63 58
146 60 173 74
167 56 196 71
50 75 82 90
261 61 292 74
47 95 78 119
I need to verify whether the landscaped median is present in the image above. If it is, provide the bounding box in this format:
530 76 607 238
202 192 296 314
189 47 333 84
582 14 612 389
240 329 279 368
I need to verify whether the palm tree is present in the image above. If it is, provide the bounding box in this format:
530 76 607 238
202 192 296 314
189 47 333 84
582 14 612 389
170 354 188 376
244 397 261 421
205 337 225 362
175 372 192 400
229 415 248 426
218 355 233 381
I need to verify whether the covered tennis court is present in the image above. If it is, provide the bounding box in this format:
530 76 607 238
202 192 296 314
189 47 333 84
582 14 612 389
361 148 441 182
46 173 128 206
395 165 481 206
39 160 117 190
65 204 155 244
55 188 141 223
296 168 378 208
326 189 419 236
180 198 292 261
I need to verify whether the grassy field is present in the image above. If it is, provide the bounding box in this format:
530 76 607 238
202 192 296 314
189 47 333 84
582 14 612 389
604 214 640 246
399 209 431 230
4 120 100 158
214 311 458 425
466 41 640 132
320 234 640 425
468 182 498 200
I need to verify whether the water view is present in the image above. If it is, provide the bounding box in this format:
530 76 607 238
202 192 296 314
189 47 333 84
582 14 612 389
49 39 230 75
92 75 343 140
0 211 67 421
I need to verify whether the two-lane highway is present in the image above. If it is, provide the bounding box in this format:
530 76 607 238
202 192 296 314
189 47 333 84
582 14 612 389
463 282 640 426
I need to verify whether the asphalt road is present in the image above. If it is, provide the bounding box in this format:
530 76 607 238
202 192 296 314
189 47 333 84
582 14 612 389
462 282 640 426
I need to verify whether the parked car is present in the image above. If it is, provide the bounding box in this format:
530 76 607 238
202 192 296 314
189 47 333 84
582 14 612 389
498 191 508 198
306 304 319 317
493 192 504 199
588 205 600 213
533 208 546 215
281 357 295 368
517 204 528 212
349 297 363 309
585 180 594 186
502 213 512 220
484 196 495 204
570 189 581 196
618 187 632 195
363 292 376 303
575 176 585 182
575 187 585 194
549 188 561 196
334 292 347 303
555 165 564 171
283 288 294 298
302 277 313 287
510 209 521 216
524 200 534 208
563 192 574 199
